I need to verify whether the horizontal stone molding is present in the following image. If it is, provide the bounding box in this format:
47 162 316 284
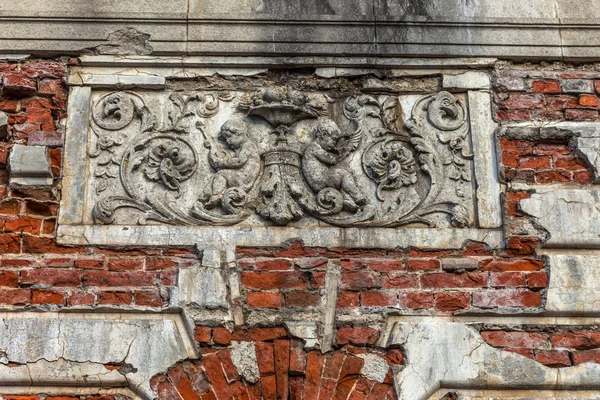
2 0 600 59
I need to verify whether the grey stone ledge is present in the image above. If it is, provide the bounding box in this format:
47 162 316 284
78 55 498 69
8 144 53 187
56 225 504 250
69 74 166 89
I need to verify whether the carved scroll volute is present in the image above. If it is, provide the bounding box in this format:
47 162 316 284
89 89 475 229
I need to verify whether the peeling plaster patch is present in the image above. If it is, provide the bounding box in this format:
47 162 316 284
359 353 389 383
520 189 600 248
284 321 319 350
230 341 260 384
0 358 127 387
0 313 196 399
85 28 153 56
381 320 600 400
172 264 228 308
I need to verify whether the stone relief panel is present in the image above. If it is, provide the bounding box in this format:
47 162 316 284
85 88 477 230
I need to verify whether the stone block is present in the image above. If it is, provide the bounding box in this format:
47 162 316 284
173 264 228 308
561 79 594 94
9 144 53 187
443 71 491 90
441 258 479 272
0 110 7 139
546 253 600 313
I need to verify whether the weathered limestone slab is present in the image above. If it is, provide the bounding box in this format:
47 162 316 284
545 252 600 313
380 318 600 400
57 225 504 251
0 312 198 399
0 387 139 398
0 111 7 139
468 91 502 228
59 86 91 225
188 0 374 20
70 74 166 89
427 389 600 399
443 72 491 90
8 144 52 187
79 55 497 69
0 359 127 388
520 189 600 248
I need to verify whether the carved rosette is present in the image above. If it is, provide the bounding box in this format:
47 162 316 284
90 88 474 228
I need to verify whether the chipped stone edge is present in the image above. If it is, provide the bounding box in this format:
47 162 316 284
0 386 141 399
58 86 91 225
78 55 498 69
56 225 503 250
69 74 166 89
469 90 503 228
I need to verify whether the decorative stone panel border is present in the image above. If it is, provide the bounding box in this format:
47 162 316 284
57 56 503 249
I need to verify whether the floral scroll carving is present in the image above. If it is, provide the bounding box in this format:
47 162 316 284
90 89 475 229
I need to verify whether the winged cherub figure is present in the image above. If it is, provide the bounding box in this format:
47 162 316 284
302 118 366 210
199 119 260 209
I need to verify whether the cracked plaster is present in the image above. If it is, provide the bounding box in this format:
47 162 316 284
380 319 600 400
0 313 197 399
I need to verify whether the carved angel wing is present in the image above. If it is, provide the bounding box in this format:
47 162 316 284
337 126 362 157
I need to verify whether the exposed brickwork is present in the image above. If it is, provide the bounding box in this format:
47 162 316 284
154 327 400 400
238 241 547 312
481 328 600 368
499 138 593 185
494 70 600 122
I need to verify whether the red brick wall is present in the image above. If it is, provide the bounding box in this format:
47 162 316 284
237 242 546 312
3 61 600 398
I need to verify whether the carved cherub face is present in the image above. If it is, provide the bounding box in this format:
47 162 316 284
218 119 247 149
316 119 342 152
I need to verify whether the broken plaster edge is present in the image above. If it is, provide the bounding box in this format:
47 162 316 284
0 310 200 360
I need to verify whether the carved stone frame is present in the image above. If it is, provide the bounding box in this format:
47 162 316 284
57 57 503 249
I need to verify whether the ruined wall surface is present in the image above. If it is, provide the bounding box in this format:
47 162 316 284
2 1 600 400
